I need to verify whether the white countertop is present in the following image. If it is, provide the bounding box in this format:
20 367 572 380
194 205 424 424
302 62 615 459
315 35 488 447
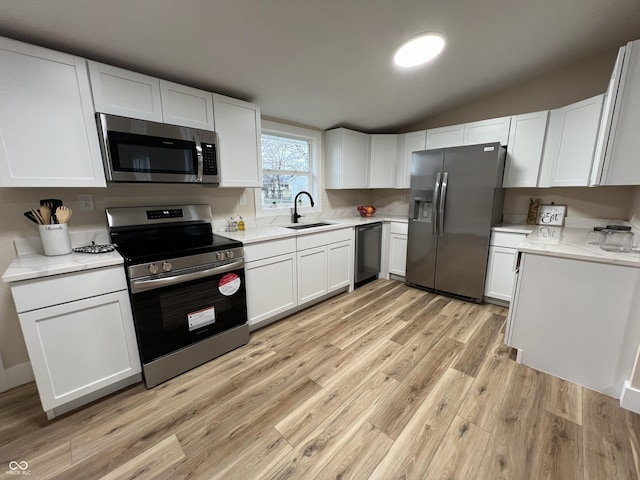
516 226 640 268
491 224 535 235
2 250 125 283
217 215 408 244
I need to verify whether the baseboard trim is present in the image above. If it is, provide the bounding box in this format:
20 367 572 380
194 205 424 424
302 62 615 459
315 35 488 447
620 380 640 413
1 362 35 392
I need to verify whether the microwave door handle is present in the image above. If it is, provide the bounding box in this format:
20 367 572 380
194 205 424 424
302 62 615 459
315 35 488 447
194 134 204 182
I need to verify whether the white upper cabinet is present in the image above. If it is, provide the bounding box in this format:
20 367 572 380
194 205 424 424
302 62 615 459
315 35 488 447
596 39 640 185
213 94 262 188
502 111 549 187
396 130 426 188
425 125 464 149
0 37 106 187
463 117 511 146
369 134 398 188
88 61 215 130
540 94 604 187
159 80 215 130
88 61 163 122
325 128 370 189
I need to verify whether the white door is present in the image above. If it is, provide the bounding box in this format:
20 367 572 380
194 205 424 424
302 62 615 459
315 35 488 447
426 125 464 149
88 60 163 121
213 94 262 187
297 247 328 304
245 253 297 326
484 246 517 302
503 111 549 187
0 39 106 187
328 241 352 291
160 80 215 130
463 117 511 146
369 134 398 188
388 234 408 276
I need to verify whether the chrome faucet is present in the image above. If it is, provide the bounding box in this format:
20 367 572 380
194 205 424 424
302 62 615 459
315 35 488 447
291 191 315 223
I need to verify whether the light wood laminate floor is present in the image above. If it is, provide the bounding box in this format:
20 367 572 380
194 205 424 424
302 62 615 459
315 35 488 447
1 279 639 479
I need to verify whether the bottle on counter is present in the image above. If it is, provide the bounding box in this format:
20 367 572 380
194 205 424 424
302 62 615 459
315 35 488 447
237 216 245 231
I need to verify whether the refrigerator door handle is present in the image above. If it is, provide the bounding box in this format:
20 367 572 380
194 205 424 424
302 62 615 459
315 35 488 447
439 172 448 236
433 172 442 235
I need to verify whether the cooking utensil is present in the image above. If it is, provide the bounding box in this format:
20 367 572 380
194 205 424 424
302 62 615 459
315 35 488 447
24 211 39 224
40 199 63 223
31 208 46 225
39 204 52 225
55 206 72 224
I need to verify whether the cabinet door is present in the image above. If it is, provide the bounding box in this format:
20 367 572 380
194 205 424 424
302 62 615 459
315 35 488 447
600 40 640 185
328 241 352 291
388 234 407 276
88 61 163 122
325 128 369 189
369 134 398 188
484 246 517 302
18 290 140 412
245 253 297 326
0 38 105 187
297 246 328 304
547 94 604 187
160 80 215 130
463 117 511 146
503 111 549 187
425 125 464 149
213 94 262 187
397 130 426 188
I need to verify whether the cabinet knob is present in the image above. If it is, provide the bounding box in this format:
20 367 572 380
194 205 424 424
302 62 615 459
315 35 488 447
226 250 235 259
148 263 159 275
162 261 172 272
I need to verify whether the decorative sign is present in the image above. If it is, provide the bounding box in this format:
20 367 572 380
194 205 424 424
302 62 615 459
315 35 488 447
536 204 566 226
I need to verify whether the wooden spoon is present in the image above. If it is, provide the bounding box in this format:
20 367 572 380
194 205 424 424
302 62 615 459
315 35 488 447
31 208 46 225
55 206 72 224
39 204 52 225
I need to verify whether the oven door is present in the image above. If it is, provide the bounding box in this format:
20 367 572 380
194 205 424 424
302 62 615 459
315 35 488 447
129 259 248 364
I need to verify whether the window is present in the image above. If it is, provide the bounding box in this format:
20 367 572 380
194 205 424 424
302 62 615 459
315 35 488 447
256 120 322 215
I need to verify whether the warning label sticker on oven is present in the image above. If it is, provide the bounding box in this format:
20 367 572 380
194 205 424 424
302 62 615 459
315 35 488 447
218 273 241 296
188 306 216 331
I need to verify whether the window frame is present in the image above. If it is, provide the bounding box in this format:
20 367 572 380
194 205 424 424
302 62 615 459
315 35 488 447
255 119 323 217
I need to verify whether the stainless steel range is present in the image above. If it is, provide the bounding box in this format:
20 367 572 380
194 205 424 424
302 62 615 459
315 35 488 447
106 204 249 388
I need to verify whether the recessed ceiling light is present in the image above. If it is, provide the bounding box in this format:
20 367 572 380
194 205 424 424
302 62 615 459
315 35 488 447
394 33 445 68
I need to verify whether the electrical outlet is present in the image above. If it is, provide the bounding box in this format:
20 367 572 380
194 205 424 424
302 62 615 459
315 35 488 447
239 193 247 206
77 193 94 211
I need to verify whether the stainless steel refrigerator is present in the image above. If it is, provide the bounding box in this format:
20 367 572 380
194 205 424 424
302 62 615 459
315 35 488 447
405 143 505 302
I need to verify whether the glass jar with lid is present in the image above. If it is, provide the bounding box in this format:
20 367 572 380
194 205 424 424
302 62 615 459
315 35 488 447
600 225 635 252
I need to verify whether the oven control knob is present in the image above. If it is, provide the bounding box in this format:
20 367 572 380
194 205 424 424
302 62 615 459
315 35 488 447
148 263 159 275
226 250 235 259
162 261 172 272
216 252 225 261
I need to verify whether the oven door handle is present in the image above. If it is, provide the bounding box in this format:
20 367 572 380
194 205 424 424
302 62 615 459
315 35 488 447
130 259 244 294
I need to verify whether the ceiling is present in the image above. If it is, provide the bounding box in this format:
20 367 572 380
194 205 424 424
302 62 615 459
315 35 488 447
0 0 639 133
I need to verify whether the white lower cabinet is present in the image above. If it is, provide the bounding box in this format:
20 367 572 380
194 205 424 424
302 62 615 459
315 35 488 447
244 229 354 329
484 231 528 305
297 246 329 304
245 252 297 327
388 222 408 277
9 266 141 418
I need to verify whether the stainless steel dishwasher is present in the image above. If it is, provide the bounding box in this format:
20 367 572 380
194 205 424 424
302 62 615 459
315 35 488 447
354 222 382 288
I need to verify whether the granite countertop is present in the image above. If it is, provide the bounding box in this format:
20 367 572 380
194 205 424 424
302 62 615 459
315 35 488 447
218 215 408 244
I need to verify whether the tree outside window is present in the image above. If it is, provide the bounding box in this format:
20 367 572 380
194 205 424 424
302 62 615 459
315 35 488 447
261 134 312 207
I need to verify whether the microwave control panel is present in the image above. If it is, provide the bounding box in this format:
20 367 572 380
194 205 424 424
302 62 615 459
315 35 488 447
202 143 217 175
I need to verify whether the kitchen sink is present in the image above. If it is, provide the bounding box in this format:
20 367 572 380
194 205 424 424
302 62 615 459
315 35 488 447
285 222 334 230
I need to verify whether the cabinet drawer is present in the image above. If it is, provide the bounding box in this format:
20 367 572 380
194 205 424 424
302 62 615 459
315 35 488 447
490 231 527 248
390 222 408 235
296 228 353 251
10 266 127 313
244 238 296 262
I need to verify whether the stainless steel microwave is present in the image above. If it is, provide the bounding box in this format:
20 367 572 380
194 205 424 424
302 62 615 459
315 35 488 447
96 113 219 184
